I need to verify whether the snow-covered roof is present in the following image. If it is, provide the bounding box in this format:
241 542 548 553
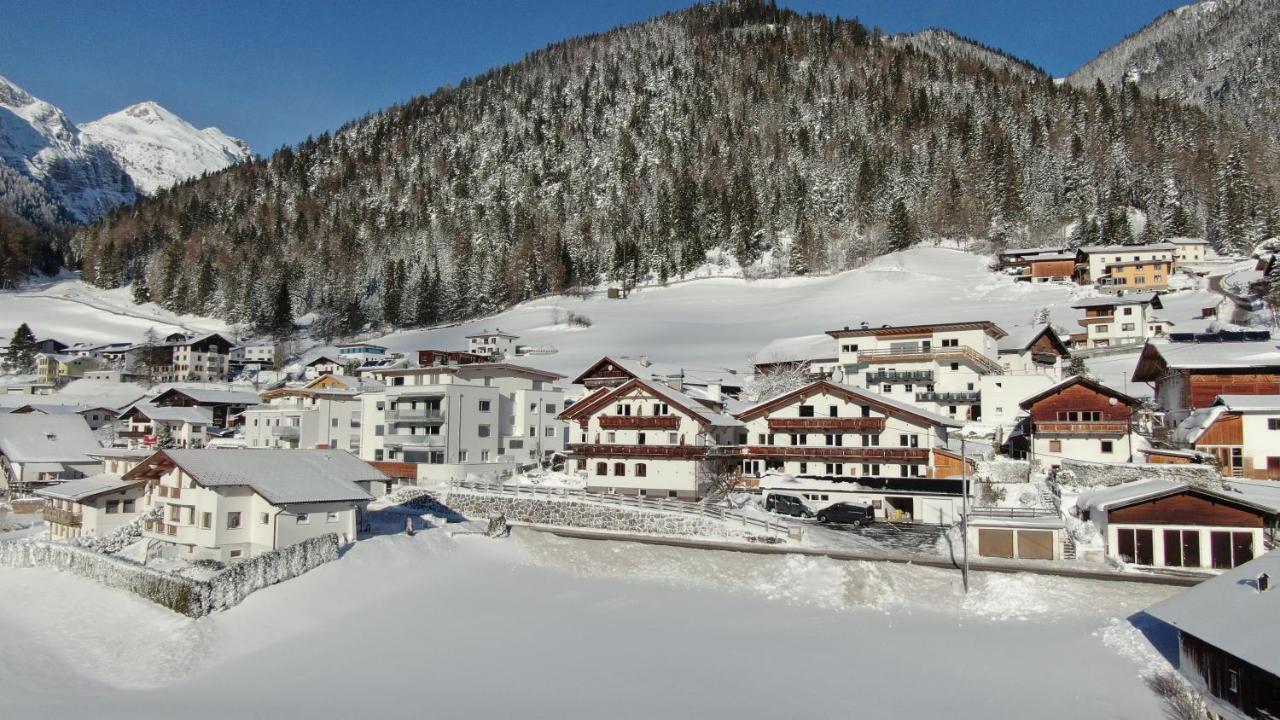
998 246 1067 257
1145 550 1280 677
87 448 153 460
997 324 1059 353
125 402 214 425
1213 395 1280 413
1078 243 1176 254
140 449 379 505
0 415 101 464
1165 237 1209 246
303 373 383 392
642 380 742 428
1027 252 1077 262
465 329 518 339
1017 375 1138 410
753 334 837 365
11 403 90 415
1173 406 1223 445
153 387 261 406
1071 293 1159 309
1077 479 1278 516
1141 339 1280 371
739 379 962 428
34 474 139 502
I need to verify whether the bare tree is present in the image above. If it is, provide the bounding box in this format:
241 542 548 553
742 361 814 403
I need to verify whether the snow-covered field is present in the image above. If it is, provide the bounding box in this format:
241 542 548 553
0 274 227 345
0 527 1177 718
374 248 1164 387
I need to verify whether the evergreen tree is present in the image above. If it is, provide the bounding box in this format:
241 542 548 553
269 277 294 338
5 322 37 372
1215 145 1255 255
887 198 915 251
131 272 151 305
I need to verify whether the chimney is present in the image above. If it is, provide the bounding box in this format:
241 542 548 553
706 382 722 405
1259 573 1271 593
637 355 651 367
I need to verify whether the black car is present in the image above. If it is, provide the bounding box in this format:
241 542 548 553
765 493 812 518
816 502 875 526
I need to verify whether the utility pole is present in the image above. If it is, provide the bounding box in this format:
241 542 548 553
961 435 970 594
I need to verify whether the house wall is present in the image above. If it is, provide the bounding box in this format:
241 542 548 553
1030 259 1075 280
245 396 362 452
1102 523 1264 570
1032 434 1139 465
979 374 1057 431
1180 632 1280 720
1027 383 1133 424
273 502 361 549
80 488 144 537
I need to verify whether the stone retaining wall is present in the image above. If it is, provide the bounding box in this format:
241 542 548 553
1056 461 1222 489
442 490 736 539
0 533 340 617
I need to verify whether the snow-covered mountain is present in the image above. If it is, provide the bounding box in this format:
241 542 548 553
0 74 135 223
0 74 250 223
1068 0 1280 136
81 101 250 195
889 29 1048 83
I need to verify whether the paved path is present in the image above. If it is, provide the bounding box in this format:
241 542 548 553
522 523 1203 587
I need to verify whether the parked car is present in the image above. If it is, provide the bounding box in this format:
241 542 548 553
765 493 812 518
816 502 875 526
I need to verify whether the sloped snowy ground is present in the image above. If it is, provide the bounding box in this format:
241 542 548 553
0 526 1177 719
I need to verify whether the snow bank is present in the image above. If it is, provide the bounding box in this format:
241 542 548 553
1055 461 1222 489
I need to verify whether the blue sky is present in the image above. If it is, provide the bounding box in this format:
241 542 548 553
1 0 1186 153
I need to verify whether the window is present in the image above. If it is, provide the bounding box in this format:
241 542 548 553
122 500 134 513
668 490 678 498
332 418 339 427
904 383 913 392
861 434 880 447
596 462 607 476
613 462 625 476
825 434 842 446
799 462 808 474
1101 440 1114 454
530 402 538 412
374 449 384 461
458 450 468 462
1121 323 1135 332
825 463 843 475
375 425 385 436
669 433 679 444
842 343 858 352
327 512 340 523
478 424 491 438
478 400 491 412
882 384 893 393
1227 670 1239 695
227 512 242 529
260 512 270 525
1122 307 1133 315
199 512 212 529
949 362 959 371
637 432 647 445
229 549 243 559
105 500 119 514
799 405 815 417
376 401 385 411
545 426 555 437
860 405 871 418
635 463 647 477
940 338 958 347
606 432 616 443
296 513 310 525
1269 418 1280 431
481 450 490 462
509 439 524 449
790 434 807 446
545 404 556 414
1049 440 1062 453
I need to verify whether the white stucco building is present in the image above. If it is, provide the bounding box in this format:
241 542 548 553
127 449 377 562
359 362 566 482
36 475 145 541
1072 293 1167 350
243 387 363 452
0 414 101 493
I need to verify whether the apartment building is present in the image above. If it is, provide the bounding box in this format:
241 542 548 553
559 375 743 499
1072 293 1167 350
34 353 101 383
149 387 261 428
35 475 144 540
117 402 214 449
1167 237 1209 264
243 387 363 452
1076 243 1177 291
466 329 519 359
826 321 1007 421
359 362 566 482
0 414 101 492
126 449 376 562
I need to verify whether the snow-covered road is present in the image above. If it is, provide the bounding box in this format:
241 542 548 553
0 527 1177 718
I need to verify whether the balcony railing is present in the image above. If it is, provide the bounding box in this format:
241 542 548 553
915 391 981 404
384 433 446 448
744 446 929 461
598 415 680 430
118 429 151 438
766 417 886 432
566 443 715 459
271 425 300 439
851 347 1004 375
866 369 934 385
1034 421 1129 437
387 407 444 423
43 506 82 526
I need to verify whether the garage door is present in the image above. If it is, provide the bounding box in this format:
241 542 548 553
1017 530 1055 560
978 529 1015 558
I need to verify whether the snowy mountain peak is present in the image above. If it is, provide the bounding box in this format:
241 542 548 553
81 102 251 195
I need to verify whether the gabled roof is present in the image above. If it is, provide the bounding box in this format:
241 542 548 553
122 402 214 425
826 320 1007 340
302 373 383 392
336 342 388 350
306 354 347 367
173 332 236 348
151 387 261 406
996 324 1069 356
1071 293 1162 309
0 415 101 464
559 377 740 428
997 246 1067 257
736 379 962 428
1132 338 1280 381
465 328 518 339
1213 394 1280 413
1017 375 1140 411
35 474 141 502
1146 550 1280 677
125 449 379 505
1165 237 1209 246
1078 243 1177 254
1077 479 1278 517
572 355 739 388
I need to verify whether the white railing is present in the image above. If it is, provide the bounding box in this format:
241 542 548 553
447 479 794 540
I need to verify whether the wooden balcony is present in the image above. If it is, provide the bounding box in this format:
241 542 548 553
118 429 150 438
853 347 1003 375
744 446 930 462
43 506 82 526
567 443 714 459
597 415 681 430
767 417 885 432
1034 421 1129 437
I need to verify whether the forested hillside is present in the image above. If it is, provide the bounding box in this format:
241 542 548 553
1069 0 1280 139
73 1 1279 337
